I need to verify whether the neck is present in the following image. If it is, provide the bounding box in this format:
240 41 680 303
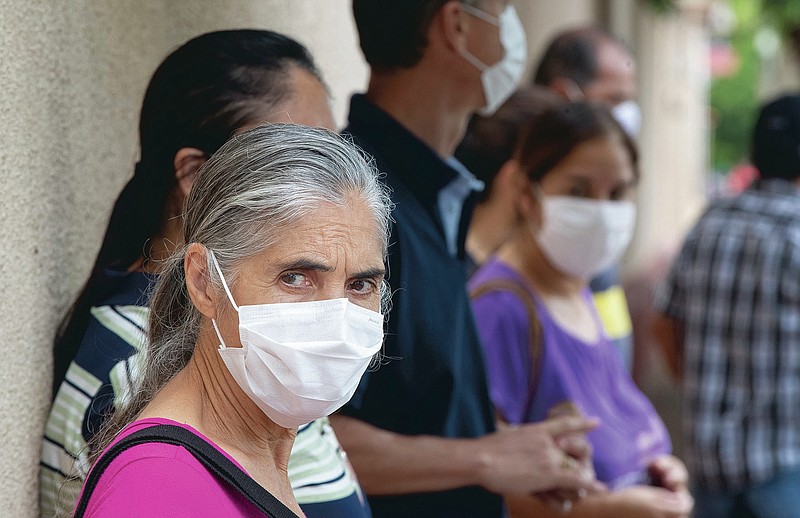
466 200 518 266
366 67 479 157
139 329 298 512
499 226 586 297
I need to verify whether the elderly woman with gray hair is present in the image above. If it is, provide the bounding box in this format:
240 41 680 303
73 124 391 517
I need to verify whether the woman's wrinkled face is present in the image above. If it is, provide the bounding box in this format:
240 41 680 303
538 134 636 201
228 196 385 313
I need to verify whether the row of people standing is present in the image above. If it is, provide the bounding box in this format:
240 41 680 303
41 1 697 517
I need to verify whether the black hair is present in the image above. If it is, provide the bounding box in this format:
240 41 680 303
515 102 639 183
533 27 625 88
52 29 322 397
751 94 800 181
353 0 476 71
455 86 562 201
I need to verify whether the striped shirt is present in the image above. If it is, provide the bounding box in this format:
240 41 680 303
40 270 369 517
655 179 800 491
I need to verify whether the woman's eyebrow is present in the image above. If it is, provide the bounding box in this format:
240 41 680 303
276 258 333 272
352 267 386 279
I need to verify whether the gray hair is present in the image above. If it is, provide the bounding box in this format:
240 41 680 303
92 124 392 459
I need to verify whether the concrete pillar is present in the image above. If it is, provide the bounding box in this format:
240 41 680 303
626 4 710 269
0 2 366 514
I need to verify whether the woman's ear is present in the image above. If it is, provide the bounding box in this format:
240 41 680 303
184 243 217 319
174 148 208 199
549 77 584 102
518 179 543 230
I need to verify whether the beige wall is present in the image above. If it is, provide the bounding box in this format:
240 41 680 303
1 1 710 514
0 2 366 514
515 0 598 78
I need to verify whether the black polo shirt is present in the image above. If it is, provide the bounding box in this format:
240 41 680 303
341 94 502 517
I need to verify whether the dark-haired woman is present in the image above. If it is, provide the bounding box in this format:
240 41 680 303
469 102 693 517
40 30 369 518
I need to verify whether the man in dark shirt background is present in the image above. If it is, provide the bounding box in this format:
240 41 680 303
330 1 601 517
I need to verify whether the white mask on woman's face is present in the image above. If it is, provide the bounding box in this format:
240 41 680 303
460 4 527 116
532 195 636 280
208 251 384 429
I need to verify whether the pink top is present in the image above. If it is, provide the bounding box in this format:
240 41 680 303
77 417 269 517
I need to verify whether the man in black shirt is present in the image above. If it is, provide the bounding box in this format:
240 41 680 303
331 1 601 516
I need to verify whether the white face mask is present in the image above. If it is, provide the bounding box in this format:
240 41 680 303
460 4 527 116
564 82 642 138
612 100 642 138
533 195 636 280
208 251 384 429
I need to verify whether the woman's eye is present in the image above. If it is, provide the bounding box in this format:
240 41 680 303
348 279 376 295
281 273 308 287
568 185 589 198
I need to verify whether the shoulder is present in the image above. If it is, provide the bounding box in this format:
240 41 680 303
470 276 532 332
83 440 241 517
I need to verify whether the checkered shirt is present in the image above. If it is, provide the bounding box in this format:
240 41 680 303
656 179 800 491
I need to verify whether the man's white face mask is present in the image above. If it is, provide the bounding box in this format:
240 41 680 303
460 4 527 116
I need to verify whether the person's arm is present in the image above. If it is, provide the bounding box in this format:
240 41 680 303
329 413 601 497
651 313 685 381
507 486 693 518
507 453 693 518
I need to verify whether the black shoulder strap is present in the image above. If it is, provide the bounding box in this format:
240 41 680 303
470 278 543 421
74 424 300 518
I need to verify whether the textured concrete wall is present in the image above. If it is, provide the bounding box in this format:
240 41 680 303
0 2 366 514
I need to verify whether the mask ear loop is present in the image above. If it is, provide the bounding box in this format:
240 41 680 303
527 182 547 238
207 248 239 349
564 79 585 102
458 4 500 73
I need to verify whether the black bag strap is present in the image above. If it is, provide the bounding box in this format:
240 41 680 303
470 278 543 422
74 424 300 518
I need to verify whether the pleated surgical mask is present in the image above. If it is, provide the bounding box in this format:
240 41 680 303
208 250 384 428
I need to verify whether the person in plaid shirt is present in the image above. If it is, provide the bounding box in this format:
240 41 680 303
654 94 800 517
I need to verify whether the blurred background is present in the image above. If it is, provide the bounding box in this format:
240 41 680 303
2 0 799 514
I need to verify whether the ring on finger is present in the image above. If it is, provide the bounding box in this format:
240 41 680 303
561 456 577 470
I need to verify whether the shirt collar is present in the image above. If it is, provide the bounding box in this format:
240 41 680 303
346 94 461 206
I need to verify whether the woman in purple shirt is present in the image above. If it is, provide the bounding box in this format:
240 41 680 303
469 102 693 517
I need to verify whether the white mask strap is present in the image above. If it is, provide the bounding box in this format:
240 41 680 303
461 3 499 26
207 248 239 350
211 319 228 350
461 49 489 72
207 249 239 312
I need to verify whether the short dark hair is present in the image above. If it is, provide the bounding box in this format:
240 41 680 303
515 102 639 183
353 0 479 71
533 27 625 88
455 86 562 201
752 94 800 180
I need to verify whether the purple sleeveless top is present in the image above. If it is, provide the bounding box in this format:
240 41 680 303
469 258 671 489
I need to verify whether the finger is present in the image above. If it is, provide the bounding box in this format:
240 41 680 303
538 491 574 515
540 415 600 437
550 468 600 495
557 435 593 460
